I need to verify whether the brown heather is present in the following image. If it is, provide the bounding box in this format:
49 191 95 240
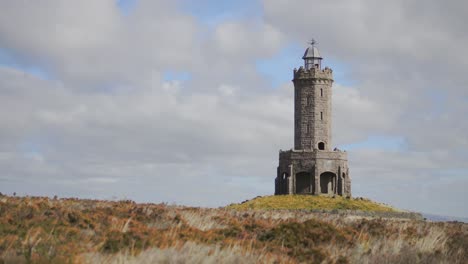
0 194 466 263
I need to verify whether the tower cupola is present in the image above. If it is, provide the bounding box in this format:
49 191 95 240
302 39 322 70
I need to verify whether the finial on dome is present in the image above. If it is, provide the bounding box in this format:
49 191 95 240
308 38 317 46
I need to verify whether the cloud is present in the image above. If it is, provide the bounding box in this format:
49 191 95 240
350 148 468 217
0 0 467 217
0 62 290 206
0 0 197 86
212 21 283 60
333 84 394 144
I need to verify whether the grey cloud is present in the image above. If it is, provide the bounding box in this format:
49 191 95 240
0 0 197 87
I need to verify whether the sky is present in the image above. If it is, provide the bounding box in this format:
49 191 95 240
0 0 467 217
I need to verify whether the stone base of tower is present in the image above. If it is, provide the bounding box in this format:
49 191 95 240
275 149 351 197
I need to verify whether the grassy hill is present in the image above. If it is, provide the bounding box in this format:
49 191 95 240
227 195 399 212
0 194 466 263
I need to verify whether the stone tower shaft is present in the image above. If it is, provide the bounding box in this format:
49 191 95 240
293 64 334 151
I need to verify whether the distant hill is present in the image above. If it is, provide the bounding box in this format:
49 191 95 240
423 213 468 223
0 195 466 263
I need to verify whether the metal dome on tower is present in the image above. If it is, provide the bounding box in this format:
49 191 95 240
302 39 322 70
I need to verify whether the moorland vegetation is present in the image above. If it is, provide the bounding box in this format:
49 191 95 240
0 194 466 263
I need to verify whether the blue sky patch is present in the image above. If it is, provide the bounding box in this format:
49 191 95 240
180 0 262 25
0 49 52 80
255 43 303 88
116 0 137 16
18 140 44 156
340 135 406 151
163 70 192 82
326 58 357 86
425 89 447 117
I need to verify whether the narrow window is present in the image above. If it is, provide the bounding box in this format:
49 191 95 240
320 112 323 120
318 142 325 150
320 88 323 97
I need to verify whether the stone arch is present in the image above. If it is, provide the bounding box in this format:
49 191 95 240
295 171 313 194
318 142 325 150
320 172 336 194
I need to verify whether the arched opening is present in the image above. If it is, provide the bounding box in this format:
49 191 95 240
318 142 325 150
320 88 323 97
295 172 313 194
320 172 336 194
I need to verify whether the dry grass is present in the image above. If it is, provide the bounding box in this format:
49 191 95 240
82 241 292 264
0 194 466 263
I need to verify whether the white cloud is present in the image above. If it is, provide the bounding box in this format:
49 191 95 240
0 61 290 205
333 84 395 144
213 21 284 59
0 0 197 86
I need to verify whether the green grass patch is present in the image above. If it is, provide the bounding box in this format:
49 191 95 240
227 195 398 212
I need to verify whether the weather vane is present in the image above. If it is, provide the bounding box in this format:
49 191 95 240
309 38 317 46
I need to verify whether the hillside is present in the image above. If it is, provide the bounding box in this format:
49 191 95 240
0 195 467 263
228 195 399 212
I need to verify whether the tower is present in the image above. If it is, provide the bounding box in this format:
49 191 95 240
294 40 332 151
275 40 351 197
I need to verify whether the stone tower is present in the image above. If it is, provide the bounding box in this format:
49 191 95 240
275 41 351 197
